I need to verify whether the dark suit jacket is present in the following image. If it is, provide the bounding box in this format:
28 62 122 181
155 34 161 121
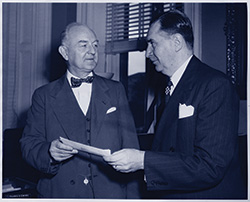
20 73 140 198
144 56 246 199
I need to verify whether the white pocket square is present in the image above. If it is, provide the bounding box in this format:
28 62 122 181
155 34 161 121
106 107 117 114
179 103 194 119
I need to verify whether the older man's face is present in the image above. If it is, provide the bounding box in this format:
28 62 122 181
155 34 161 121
64 25 99 76
146 22 176 76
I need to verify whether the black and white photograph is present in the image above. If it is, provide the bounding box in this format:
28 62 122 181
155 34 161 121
1 1 249 201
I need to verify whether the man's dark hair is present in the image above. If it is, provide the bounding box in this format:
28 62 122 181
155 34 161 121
154 9 194 49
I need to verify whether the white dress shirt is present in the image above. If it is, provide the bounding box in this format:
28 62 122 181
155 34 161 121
169 55 193 95
67 70 93 115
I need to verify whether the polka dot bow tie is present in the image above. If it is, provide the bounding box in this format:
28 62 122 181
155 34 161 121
71 76 94 88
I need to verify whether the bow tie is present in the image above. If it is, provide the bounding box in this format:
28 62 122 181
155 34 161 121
71 76 94 88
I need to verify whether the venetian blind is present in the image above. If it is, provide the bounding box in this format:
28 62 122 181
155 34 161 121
105 3 183 54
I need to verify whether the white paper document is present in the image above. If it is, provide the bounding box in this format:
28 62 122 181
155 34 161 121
59 137 111 157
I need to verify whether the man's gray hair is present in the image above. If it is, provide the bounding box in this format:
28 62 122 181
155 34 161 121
60 22 86 46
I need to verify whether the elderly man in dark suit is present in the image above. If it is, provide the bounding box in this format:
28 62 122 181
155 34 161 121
20 22 140 198
104 10 246 199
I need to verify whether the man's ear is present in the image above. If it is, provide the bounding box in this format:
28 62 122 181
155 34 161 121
58 45 69 61
173 33 183 52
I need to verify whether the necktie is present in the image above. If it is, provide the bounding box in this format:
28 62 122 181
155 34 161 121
71 76 94 88
164 79 173 104
157 79 173 121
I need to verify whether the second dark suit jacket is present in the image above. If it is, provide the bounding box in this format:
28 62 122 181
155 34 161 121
20 73 141 198
144 56 246 199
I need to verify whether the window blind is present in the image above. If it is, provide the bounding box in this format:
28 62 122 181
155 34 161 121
105 3 183 54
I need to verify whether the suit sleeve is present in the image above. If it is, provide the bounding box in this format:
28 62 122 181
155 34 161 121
117 83 139 149
20 88 61 175
116 82 143 198
144 76 239 191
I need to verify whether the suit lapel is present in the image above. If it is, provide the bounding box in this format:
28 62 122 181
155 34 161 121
153 56 198 150
50 75 87 143
90 75 112 144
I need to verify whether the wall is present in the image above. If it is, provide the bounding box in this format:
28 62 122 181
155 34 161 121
3 3 52 131
50 3 77 81
201 3 247 136
201 3 227 73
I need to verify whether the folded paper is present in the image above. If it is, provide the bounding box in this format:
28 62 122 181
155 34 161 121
60 137 111 157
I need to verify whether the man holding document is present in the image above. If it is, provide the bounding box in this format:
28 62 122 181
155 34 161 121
103 10 246 199
20 22 140 198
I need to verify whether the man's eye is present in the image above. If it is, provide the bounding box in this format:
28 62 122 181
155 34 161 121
78 42 88 48
148 41 156 49
151 42 156 48
93 43 98 48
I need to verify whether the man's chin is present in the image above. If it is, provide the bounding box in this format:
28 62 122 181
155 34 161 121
155 65 170 76
155 65 163 72
84 62 97 69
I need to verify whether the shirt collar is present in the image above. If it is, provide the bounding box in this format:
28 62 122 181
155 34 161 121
170 55 193 89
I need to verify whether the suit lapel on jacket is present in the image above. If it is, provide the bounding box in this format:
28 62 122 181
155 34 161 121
153 56 197 150
90 76 112 144
153 85 183 149
50 75 87 143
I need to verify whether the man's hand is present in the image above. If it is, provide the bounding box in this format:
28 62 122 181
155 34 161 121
49 139 78 162
103 149 145 173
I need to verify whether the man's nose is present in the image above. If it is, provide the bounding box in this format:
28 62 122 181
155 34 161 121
145 44 152 58
88 44 97 54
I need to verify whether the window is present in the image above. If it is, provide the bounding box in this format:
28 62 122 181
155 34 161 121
106 3 183 54
106 3 151 53
105 3 183 133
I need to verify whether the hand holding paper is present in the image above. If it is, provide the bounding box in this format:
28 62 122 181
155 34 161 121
49 139 78 162
103 148 145 173
59 137 111 157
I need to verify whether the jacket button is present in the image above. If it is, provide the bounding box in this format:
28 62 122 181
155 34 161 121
83 178 89 185
70 180 75 185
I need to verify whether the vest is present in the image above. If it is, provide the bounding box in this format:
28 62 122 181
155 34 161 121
73 99 95 198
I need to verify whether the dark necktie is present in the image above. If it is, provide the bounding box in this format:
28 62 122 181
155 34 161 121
157 79 173 121
71 76 94 88
164 79 173 104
